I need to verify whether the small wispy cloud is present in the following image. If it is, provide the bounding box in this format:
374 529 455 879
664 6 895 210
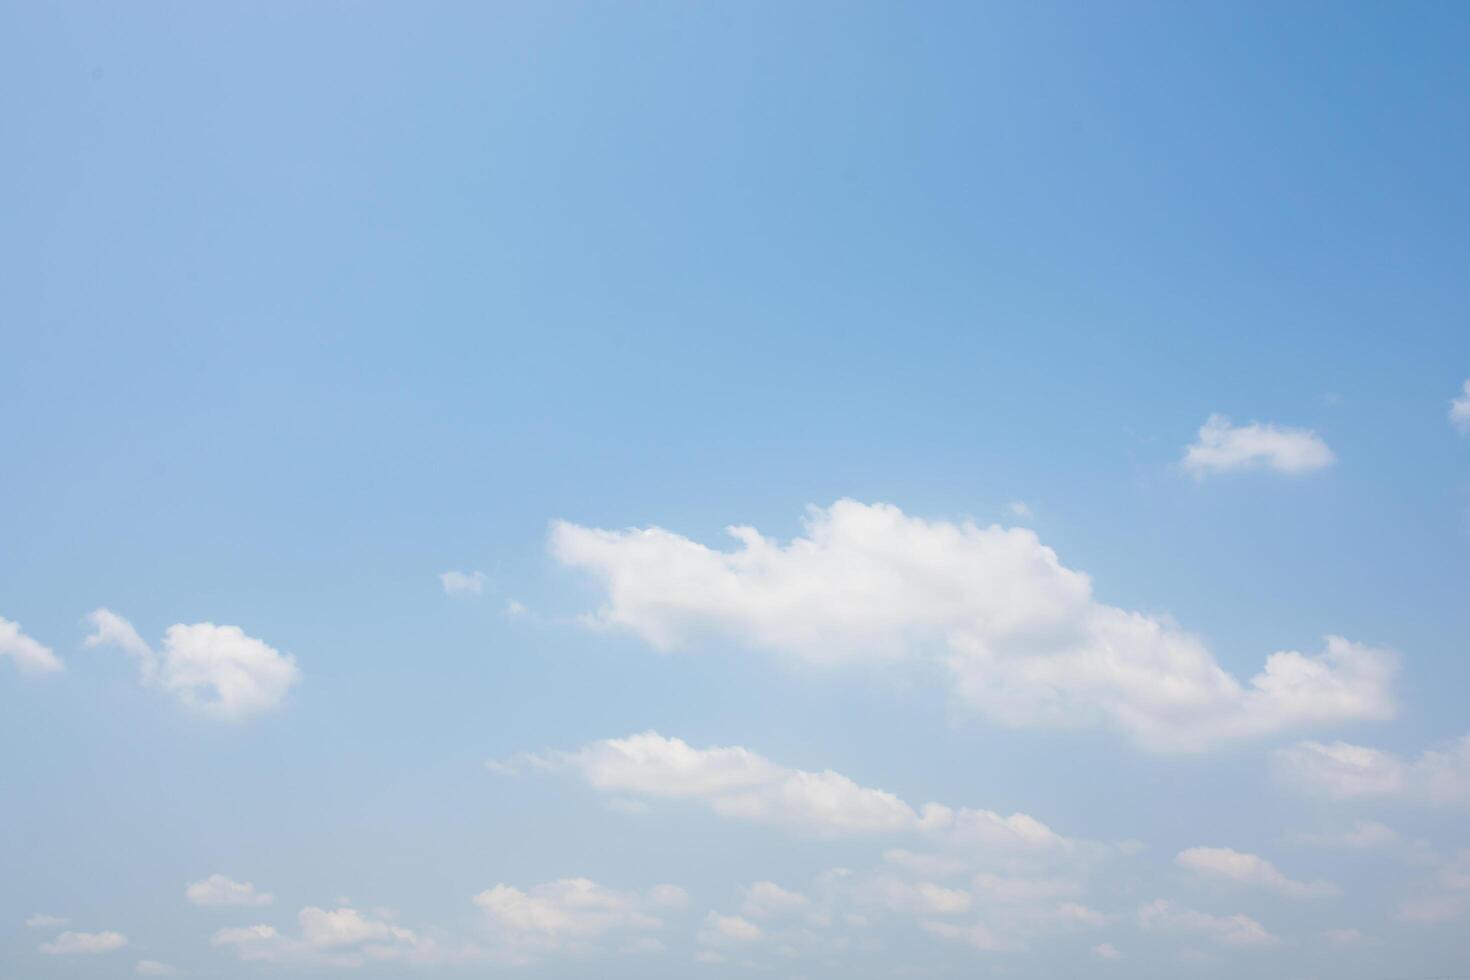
1451 379 1470 434
440 570 488 595
0 616 63 675
186 874 275 908
39 930 128 955
136 960 180 975
25 914 68 929
1182 414 1335 477
1275 733 1470 806
1175 846 1337 899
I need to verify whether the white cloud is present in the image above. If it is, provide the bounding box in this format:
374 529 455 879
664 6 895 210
1274 740 1407 798
86 608 152 667
1275 733 1470 805
505 599 529 617
1056 901 1109 926
854 878 972 917
804 865 1108 957
561 731 914 835
1175 847 1336 899
1324 927 1377 946
299 906 411 948
1450 379 1470 433
1092 941 1122 959
213 907 453 968
86 610 301 721
25 914 67 929
790 865 1101 958
473 879 679 962
919 918 1010 951
1008 501 1033 519
713 866 1118 966
187 874 275 908
698 912 763 946
551 501 1396 751
740 882 810 920
1182 414 1335 477
1138 900 1273 947
214 924 284 958
502 736 1110 960
39 930 128 955
647 884 691 910
1288 820 1400 849
510 731 1076 855
135 960 179 975
0 615 62 674
440 570 487 595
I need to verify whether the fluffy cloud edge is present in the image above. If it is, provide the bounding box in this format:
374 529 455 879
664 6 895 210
1182 414 1336 477
550 500 1395 752
495 730 1086 865
1175 847 1337 899
39 930 128 955
1274 733 1470 806
187 874 275 908
1138 899 1274 947
440 570 487 595
0 615 63 675
1450 379 1470 433
85 610 301 722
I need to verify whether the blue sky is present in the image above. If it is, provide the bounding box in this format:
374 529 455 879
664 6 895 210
2 2 1469 978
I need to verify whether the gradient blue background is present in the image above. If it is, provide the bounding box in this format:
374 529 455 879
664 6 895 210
2 3 1468 978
